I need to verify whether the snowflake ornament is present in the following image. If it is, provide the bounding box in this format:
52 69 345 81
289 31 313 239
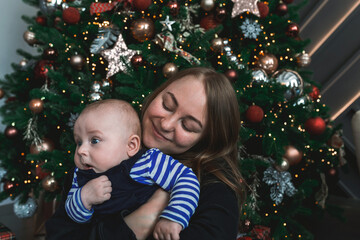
263 166 297 205
240 18 261 39
67 113 80 129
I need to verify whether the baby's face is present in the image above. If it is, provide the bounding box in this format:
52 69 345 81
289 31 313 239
73 109 131 173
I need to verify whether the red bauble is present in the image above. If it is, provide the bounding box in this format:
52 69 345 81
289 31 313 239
328 167 337 176
237 237 252 240
283 0 294 4
257 2 269 18
309 85 320 100
245 105 264 123
43 47 58 60
276 3 288 16
36 163 50 180
29 98 44 114
3 181 15 193
5 97 16 104
34 60 53 81
305 117 326 135
286 23 300 38
5 126 19 139
200 15 219 31
36 16 47 26
215 7 227 22
225 69 238 83
133 0 152 11
131 54 144 68
167 0 179 16
62 7 81 25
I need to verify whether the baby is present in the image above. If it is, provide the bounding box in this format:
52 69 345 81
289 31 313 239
65 99 200 239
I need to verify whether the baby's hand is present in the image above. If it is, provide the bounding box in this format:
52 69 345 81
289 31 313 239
153 218 182 240
81 175 112 210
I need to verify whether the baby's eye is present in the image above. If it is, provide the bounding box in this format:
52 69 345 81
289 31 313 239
91 138 100 144
76 141 82 147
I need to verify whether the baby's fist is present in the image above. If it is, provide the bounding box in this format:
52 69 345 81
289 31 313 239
153 218 182 240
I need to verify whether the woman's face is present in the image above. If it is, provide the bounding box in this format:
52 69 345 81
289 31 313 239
142 75 207 155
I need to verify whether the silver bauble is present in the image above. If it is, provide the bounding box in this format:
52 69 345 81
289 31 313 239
273 69 303 101
89 92 103 101
91 81 102 92
274 158 290 172
14 197 37 218
251 68 268 83
39 0 62 15
293 95 313 111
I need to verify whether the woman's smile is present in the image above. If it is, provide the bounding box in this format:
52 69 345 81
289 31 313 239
152 121 172 142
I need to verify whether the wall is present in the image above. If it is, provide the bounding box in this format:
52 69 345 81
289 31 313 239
0 1 37 206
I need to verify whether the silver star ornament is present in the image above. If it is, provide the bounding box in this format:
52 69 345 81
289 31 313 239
231 0 260 18
160 15 176 32
101 34 137 78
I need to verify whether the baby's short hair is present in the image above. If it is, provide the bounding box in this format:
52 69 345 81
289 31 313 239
81 99 141 137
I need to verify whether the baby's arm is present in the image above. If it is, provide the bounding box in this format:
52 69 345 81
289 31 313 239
65 168 112 223
131 149 200 239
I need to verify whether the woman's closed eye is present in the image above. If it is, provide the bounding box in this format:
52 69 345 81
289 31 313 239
182 119 202 133
162 92 177 111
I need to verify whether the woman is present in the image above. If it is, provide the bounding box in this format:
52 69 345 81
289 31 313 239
46 67 245 240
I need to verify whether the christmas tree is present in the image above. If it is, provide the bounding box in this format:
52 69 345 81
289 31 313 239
0 0 345 239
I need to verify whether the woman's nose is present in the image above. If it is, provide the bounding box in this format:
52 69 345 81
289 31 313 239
160 115 176 132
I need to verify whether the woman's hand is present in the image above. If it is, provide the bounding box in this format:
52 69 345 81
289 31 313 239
124 188 170 240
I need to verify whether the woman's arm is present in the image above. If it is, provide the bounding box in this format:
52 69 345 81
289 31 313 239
178 182 239 240
125 188 170 240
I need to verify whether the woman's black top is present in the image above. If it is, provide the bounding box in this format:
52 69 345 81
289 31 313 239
45 170 239 240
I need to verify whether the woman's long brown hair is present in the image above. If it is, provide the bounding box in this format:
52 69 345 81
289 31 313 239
141 67 245 203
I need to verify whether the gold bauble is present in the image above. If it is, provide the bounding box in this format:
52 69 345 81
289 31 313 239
296 51 311 67
327 134 344 149
29 98 44 114
19 59 28 68
162 63 178 78
200 0 215 11
131 18 155 42
70 54 85 70
284 145 302 165
0 88 4 99
23 30 38 46
210 38 224 53
30 138 55 154
256 53 278 74
42 175 58 192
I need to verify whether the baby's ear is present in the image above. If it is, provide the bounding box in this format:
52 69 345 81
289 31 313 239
127 134 141 157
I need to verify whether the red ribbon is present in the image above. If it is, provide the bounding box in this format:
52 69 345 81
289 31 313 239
90 0 132 15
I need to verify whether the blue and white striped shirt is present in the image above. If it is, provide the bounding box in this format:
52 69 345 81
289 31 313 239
65 148 200 229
